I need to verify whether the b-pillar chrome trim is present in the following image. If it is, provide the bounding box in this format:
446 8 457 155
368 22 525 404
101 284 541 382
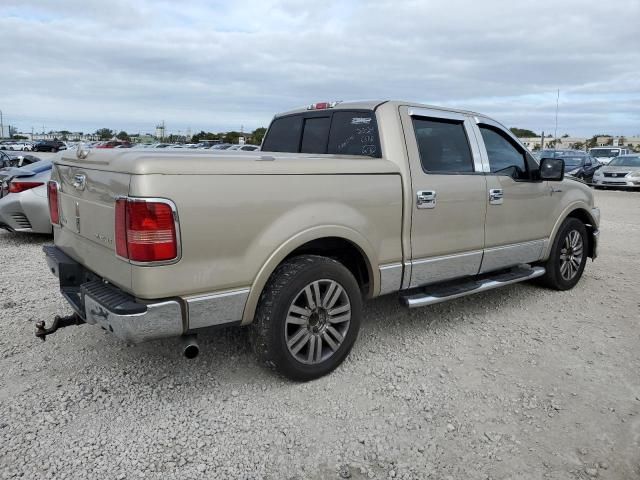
185 288 250 330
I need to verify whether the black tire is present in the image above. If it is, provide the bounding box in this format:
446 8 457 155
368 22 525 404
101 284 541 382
537 218 588 290
250 255 362 381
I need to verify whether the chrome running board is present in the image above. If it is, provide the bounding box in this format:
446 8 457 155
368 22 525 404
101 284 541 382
400 265 546 308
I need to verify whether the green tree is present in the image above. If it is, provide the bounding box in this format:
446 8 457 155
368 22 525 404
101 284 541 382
510 127 538 137
251 127 267 145
572 142 585 150
116 131 130 141
191 131 220 143
95 128 114 140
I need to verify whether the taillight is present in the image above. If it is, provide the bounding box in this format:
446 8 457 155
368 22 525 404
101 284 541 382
47 181 60 225
9 181 44 193
114 197 179 263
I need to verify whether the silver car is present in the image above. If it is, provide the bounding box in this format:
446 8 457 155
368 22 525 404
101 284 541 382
0 160 53 234
592 154 640 189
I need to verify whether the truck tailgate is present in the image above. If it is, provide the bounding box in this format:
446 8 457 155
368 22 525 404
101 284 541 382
52 163 132 291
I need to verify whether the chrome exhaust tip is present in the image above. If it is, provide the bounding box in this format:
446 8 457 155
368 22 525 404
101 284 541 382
181 335 199 359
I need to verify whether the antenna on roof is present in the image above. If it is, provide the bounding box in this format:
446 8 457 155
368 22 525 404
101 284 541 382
554 89 560 144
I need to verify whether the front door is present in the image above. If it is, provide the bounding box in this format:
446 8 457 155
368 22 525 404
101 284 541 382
473 120 553 273
400 106 487 288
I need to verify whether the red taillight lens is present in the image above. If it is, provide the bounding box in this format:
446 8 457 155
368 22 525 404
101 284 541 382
115 198 178 263
9 181 44 193
47 181 60 225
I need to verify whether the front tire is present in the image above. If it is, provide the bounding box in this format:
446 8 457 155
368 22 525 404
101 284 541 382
537 218 588 290
251 255 362 381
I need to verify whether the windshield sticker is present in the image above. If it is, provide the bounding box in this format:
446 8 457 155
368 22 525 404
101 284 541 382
351 117 372 125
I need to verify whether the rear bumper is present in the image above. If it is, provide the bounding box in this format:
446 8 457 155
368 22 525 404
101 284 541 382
43 245 184 343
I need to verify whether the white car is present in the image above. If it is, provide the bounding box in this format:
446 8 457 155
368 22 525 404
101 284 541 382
1 141 33 151
227 144 260 151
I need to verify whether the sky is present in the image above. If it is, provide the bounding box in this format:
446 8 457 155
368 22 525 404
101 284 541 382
1 0 639 137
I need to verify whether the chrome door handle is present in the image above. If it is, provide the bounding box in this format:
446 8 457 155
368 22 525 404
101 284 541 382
416 190 436 209
489 188 503 205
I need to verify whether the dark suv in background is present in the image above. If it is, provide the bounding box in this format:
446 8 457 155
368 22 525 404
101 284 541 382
33 140 67 152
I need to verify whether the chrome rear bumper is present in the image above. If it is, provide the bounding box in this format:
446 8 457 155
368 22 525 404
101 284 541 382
43 245 184 344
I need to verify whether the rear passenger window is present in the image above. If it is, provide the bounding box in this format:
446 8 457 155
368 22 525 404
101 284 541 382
261 116 302 152
327 112 380 157
301 117 330 153
479 126 528 180
412 117 474 173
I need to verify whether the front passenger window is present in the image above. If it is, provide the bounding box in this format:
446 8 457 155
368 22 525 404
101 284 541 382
480 126 529 180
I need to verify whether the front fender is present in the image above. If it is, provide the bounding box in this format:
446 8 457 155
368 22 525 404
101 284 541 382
542 200 598 260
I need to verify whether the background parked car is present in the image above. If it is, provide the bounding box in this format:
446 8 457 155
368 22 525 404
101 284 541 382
0 151 41 169
0 141 34 151
592 154 640 189
540 152 601 183
588 147 630 165
0 160 52 234
95 140 132 148
33 140 67 152
226 144 260 151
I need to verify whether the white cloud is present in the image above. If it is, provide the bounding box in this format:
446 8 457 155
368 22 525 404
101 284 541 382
1 0 639 136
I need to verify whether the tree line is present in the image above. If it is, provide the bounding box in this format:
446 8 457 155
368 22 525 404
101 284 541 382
92 127 267 144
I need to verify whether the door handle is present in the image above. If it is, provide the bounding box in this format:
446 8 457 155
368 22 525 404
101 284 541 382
416 190 436 209
489 188 504 205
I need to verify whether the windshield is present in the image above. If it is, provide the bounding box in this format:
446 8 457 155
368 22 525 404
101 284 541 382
608 156 640 167
590 148 620 157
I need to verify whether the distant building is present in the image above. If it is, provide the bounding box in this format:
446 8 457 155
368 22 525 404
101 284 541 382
155 123 166 140
519 136 586 151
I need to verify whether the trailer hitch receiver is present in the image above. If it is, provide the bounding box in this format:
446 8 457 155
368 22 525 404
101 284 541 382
35 313 85 341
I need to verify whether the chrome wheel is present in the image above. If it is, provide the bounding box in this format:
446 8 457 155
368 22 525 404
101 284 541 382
559 229 583 281
285 279 351 365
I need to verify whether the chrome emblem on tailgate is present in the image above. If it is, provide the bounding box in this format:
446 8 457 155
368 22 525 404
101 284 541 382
72 174 86 191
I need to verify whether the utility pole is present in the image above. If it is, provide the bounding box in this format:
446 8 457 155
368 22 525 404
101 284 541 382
0 109 4 139
553 89 560 145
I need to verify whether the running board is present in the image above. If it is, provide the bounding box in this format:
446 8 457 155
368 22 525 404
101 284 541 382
400 265 546 308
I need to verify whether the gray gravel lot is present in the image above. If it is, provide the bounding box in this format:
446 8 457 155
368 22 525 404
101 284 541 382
1 190 639 480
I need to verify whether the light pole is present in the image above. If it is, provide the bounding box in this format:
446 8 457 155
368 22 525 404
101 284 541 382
0 109 4 139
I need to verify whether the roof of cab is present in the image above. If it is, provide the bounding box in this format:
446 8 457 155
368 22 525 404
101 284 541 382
274 100 484 119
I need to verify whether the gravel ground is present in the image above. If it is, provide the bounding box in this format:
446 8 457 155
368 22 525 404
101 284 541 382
1 190 639 480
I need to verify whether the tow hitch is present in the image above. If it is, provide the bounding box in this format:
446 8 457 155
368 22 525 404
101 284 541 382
35 313 85 341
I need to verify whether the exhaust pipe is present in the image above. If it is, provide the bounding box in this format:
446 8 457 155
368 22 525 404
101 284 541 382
181 335 199 359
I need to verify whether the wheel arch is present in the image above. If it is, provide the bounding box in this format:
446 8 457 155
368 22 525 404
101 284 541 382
544 203 598 260
241 226 378 324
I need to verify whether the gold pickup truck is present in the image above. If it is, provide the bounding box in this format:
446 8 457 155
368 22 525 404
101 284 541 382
42 100 600 380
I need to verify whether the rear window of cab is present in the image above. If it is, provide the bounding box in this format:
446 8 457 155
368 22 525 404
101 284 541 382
262 110 381 158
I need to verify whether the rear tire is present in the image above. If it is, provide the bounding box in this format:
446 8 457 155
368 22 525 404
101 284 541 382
250 255 362 381
537 218 588 290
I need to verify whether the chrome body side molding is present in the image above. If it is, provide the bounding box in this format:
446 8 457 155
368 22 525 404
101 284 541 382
186 288 250 330
479 239 545 274
409 250 483 288
379 262 404 295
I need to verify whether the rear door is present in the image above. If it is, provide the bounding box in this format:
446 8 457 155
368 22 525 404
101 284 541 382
400 106 487 287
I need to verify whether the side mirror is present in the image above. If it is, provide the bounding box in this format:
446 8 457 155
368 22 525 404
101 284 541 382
540 157 564 181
